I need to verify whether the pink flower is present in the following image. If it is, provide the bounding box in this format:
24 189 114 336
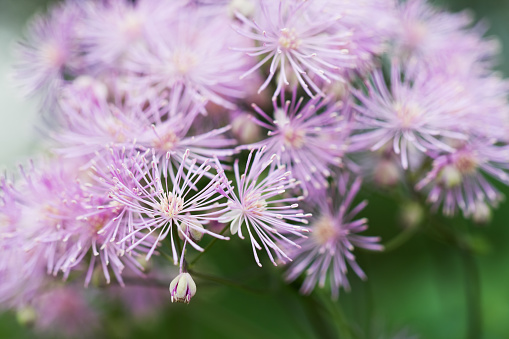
285 177 382 299
216 147 310 266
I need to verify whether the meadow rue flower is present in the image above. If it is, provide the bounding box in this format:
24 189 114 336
79 0 182 72
169 272 196 304
14 2 82 106
31 286 99 337
107 149 230 265
216 147 310 267
125 7 253 109
241 89 349 195
394 0 499 75
350 62 470 169
315 0 397 77
54 77 236 170
285 177 383 299
233 0 357 99
416 139 509 217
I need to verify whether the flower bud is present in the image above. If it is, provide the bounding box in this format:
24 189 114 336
399 201 424 229
231 113 261 144
228 0 256 17
178 217 205 242
471 201 492 225
16 306 37 327
169 273 196 304
439 165 462 188
373 159 400 187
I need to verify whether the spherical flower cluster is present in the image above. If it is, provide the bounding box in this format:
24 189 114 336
2 0 509 334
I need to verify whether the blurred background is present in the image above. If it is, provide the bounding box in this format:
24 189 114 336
1 0 509 338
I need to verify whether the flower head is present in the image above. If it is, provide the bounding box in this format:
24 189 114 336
79 0 182 72
242 89 349 194
107 149 229 265
285 176 382 299
234 0 357 98
394 0 499 75
125 7 253 109
216 147 310 267
416 139 509 217
14 2 82 103
350 62 470 169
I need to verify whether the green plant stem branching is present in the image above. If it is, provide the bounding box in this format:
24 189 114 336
188 224 229 267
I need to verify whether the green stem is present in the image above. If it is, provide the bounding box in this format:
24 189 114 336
188 224 229 267
187 269 262 293
383 226 419 252
316 292 357 339
460 249 482 339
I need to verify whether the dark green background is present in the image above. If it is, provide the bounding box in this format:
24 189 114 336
1 0 509 338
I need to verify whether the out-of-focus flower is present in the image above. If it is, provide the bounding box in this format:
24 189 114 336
285 177 382 299
394 0 499 75
416 139 509 217
350 62 469 169
54 77 236 171
241 90 349 195
32 286 99 337
125 8 253 109
14 2 82 102
79 0 183 72
216 147 310 266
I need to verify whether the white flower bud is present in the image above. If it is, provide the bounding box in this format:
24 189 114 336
169 273 196 304
373 159 400 187
16 306 37 327
178 218 205 242
231 113 261 144
472 201 492 225
439 165 462 188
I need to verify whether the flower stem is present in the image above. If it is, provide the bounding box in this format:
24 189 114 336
188 224 229 267
460 249 482 339
383 226 419 252
187 269 262 293
316 292 357 339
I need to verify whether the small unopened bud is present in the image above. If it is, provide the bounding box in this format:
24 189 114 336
72 75 108 101
169 272 196 304
16 306 37 327
471 201 492 225
228 0 256 17
178 218 205 242
399 201 424 229
373 159 400 187
231 113 261 144
439 165 462 188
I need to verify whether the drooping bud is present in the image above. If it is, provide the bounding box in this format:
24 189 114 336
169 272 196 304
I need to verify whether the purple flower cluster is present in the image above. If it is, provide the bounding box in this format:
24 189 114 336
2 0 508 324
